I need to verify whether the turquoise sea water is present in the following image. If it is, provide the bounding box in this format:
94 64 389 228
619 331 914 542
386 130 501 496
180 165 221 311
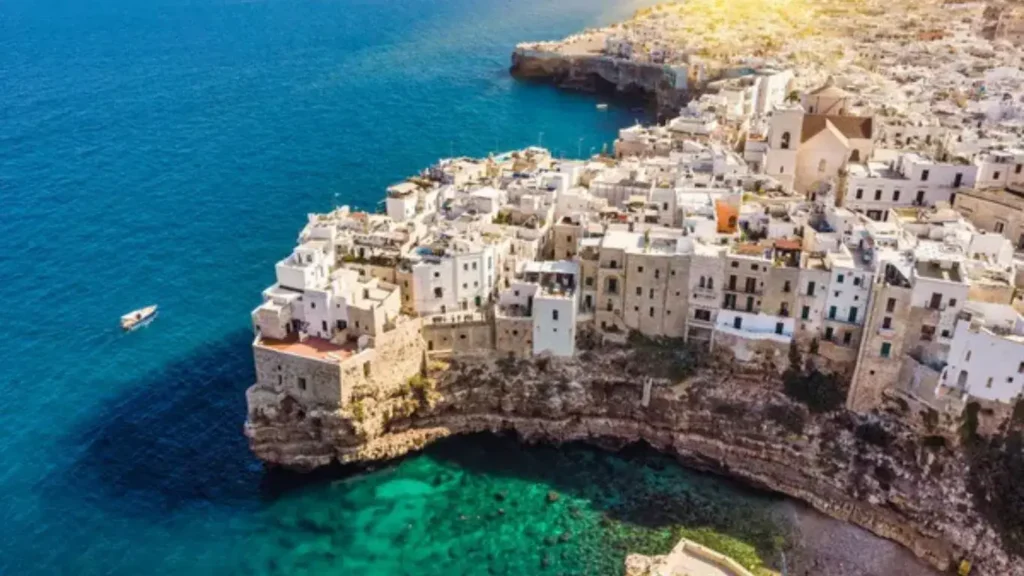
0 0 933 574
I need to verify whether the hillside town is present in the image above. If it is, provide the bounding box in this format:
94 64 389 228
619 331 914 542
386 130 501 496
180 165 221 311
247 54 1024 439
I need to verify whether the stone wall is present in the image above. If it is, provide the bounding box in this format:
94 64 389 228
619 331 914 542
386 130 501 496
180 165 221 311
251 343 343 412
423 320 493 355
495 316 533 358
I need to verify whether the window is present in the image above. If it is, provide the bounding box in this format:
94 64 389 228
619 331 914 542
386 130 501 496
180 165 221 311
848 307 858 323
1017 164 1022 175
472 262 477 270
707 279 714 290
882 316 892 329
893 190 900 202
995 222 1005 233
585 277 594 287
751 264 759 271
638 266 644 273
321 320 327 332
995 171 1002 180
886 298 896 313
336 320 346 330
881 342 891 358
310 301 316 309
695 309 711 321
921 325 936 342
780 166 785 174
828 306 837 320
649 307 655 317
610 260 618 269
874 190 882 201
733 317 743 329
801 306 810 320
297 377 307 391
434 287 443 298
837 274 844 284
843 332 852 345
775 322 784 335
986 377 994 389
807 281 816 296
949 298 957 308
780 131 791 150
552 310 559 321
649 288 654 298
1018 361 1024 374
636 287 643 296
825 327 834 341
463 264 468 271
699 277 706 289
731 261 739 268
966 351 972 362
941 329 951 338
608 278 618 293
855 189 863 200
654 269 660 279
921 169 929 182
853 276 862 287
783 281 791 293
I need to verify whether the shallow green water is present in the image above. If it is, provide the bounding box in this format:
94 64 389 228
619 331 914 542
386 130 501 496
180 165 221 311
244 435 788 576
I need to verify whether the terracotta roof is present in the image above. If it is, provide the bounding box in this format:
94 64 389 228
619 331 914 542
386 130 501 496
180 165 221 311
773 238 802 251
801 114 873 143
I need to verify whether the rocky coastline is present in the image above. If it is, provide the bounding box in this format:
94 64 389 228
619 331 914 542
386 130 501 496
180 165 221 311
245 340 1023 575
509 48 691 119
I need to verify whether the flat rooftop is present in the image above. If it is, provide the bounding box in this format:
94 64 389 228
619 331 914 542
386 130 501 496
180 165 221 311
915 260 964 283
257 335 356 362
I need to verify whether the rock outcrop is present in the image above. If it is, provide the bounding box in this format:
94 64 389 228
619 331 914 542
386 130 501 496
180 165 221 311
509 48 690 118
245 343 1022 575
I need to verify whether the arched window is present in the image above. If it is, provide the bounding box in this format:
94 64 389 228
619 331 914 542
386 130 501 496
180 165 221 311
818 159 828 173
707 278 714 290
849 149 861 162
699 276 706 289
780 131 791 150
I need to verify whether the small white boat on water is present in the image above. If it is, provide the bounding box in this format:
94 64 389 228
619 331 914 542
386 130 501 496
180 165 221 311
121 305 158 331
596 103 609 110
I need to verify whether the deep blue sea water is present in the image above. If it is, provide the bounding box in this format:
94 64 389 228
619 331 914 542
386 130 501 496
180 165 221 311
0 1 937 574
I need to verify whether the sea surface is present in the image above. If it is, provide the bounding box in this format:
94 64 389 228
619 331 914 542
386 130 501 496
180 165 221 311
1 0 937 574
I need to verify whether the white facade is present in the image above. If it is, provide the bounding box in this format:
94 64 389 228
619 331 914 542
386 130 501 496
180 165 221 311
974 150 1024 190
715 310 795 343
410 245 497 315
940 303 1024 403
846 154 976 219
275 243 330 291
823 259 872 330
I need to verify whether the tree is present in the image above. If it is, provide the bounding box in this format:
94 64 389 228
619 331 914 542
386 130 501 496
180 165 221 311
787 340 802 374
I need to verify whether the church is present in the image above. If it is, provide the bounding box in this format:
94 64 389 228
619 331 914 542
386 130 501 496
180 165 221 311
763 77 875 194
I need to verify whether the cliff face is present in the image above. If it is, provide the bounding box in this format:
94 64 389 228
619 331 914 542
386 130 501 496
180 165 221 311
245 343 1021 575
509 49 690 118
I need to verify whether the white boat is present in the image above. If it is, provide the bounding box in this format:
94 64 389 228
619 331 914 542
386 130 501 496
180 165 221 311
596 103 609 110
121 305 158 331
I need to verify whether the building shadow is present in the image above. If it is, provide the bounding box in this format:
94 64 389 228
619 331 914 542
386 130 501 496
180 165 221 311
54 329 268 515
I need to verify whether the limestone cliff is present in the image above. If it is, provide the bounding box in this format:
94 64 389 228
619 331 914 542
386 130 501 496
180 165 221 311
509 49 691 118
245 342 1022 575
